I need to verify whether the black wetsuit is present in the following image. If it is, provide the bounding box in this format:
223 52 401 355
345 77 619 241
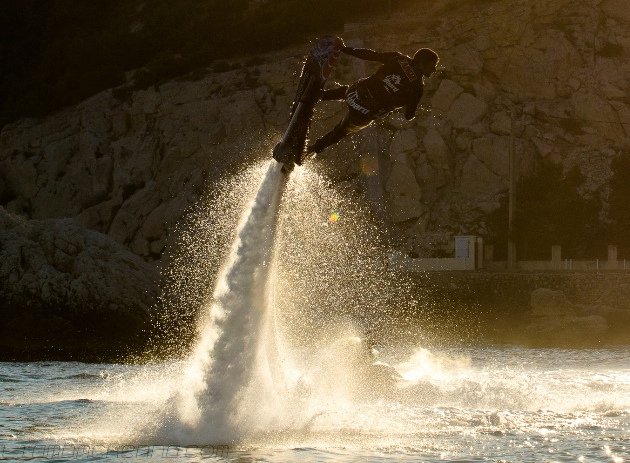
310 47 424 153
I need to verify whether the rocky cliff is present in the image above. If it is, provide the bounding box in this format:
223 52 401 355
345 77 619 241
0 207 158 360
0 58 295 261
0 0 629 357
1 0 628 261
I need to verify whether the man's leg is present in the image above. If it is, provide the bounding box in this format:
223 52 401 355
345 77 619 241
308 109 373 154
308 112 352 154
321 84 349 101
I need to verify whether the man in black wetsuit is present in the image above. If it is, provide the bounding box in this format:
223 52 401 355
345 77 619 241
307 46 439 155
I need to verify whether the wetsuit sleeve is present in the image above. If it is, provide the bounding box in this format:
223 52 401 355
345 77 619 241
342 47 400 64
404 85 424 120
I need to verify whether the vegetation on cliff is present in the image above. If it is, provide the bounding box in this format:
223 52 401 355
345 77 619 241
488 160 604 260
608 153 630 257
0 0 397 128
488 155 630 261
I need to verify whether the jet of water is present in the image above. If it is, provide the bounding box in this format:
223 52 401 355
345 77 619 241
157 161 285 444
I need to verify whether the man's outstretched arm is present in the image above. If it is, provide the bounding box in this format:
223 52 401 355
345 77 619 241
342 47 400 64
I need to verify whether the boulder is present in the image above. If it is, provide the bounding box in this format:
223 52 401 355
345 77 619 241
416 162 446 204
385 154 423 223
459 154 505 198
1 151 38 199
448 93 488 128
602 0 630 22
531 137 554 157
524 288 610 346
111 112 130 138
218 90 265 137
611 101 630 137
490 111 511 135
473 82 496 102
422 127 450 167
449 43 484 76
495 29 582 99
471 135 511 177
525 315 608 346
0 207 159 360
571 89 625 140
390 129 418 155
530 288 575 317
430 79 464 113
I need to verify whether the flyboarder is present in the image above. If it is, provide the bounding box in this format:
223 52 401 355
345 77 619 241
307 46 439 155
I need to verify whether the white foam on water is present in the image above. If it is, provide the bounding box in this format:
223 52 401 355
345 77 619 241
4 159 630 463
150 160 401 445
145 161 630 447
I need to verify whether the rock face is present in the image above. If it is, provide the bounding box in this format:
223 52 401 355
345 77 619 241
523 287 630 347
1 0 629 259
0 0 630 356
530 288 575 317
0 57 298 261
0 207 159 360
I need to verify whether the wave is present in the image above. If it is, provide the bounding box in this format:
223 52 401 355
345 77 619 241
51 373 107 381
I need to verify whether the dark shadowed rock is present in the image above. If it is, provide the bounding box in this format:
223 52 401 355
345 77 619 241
525 288 610 347
530 288 576 317
0 207 159 360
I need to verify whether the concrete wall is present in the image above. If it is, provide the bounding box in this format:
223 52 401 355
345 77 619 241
395 270 630 313
485 260 630 271
389 255 474 271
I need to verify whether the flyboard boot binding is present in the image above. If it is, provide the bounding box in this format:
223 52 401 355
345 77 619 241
272 35 344 173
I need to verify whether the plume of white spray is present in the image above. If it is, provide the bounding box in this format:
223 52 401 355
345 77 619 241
153 161 404 446
158 161 285 444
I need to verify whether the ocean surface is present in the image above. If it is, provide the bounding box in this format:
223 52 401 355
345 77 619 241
1 346 629 462
3 163 629 462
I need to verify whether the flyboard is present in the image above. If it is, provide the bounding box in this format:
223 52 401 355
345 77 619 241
272 36 344 173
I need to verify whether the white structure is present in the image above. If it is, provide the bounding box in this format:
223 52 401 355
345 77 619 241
389 235 483 271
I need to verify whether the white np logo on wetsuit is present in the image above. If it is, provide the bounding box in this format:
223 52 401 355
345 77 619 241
383 74 402 93
347 90 370 114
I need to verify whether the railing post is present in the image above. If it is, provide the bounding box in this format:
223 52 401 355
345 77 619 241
552 245 561 270
608 245 618 270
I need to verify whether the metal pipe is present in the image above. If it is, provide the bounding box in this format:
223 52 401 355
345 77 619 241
508 109 516 269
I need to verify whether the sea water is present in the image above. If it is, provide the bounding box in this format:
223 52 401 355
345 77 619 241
1 347 629 462
2 161 629 462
